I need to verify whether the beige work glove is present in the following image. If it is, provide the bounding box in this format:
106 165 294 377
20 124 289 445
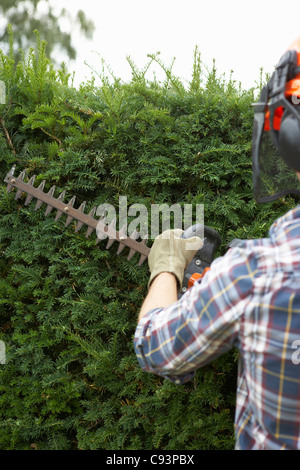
148 229 203 290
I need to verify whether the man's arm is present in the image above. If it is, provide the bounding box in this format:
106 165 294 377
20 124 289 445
138 229 203 322
134 245 250 383
138 272 177 321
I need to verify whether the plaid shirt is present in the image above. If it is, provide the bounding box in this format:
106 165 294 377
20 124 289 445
134 205 300 450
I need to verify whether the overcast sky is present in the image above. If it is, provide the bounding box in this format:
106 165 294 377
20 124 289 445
49 0 300 90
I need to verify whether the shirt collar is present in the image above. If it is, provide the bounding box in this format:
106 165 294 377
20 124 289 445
269 204 300 244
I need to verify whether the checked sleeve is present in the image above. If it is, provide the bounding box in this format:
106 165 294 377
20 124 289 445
134 245 258 384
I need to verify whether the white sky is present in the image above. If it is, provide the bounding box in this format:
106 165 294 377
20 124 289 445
48 0 300 90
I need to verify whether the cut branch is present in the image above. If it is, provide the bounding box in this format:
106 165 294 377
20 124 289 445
0 118 16 155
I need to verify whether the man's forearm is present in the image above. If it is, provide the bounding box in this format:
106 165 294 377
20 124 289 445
138 272 178 322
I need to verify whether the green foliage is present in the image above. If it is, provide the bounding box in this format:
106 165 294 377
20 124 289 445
0 33 296 450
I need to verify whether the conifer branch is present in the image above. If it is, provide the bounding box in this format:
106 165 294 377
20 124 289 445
39 127 62 146
0 117 16 155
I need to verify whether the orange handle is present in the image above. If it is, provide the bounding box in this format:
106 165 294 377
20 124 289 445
187 267 210 290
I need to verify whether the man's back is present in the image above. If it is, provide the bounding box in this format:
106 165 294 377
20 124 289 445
234 206 300 449
135 205 300 449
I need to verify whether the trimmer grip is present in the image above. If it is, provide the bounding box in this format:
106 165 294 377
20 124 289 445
179 224 221 297
181 223 205 240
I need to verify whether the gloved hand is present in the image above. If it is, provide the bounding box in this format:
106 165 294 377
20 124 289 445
148 229 203 290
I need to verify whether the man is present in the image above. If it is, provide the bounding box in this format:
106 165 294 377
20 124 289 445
134 39 300 450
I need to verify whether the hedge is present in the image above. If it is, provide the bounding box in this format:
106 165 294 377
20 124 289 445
0 31 295 450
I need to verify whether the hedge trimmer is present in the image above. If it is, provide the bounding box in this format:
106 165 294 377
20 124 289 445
4 165 222 295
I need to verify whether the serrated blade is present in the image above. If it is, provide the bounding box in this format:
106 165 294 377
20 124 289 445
64 196 76 227
127 229 139 260
4 166 151 264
